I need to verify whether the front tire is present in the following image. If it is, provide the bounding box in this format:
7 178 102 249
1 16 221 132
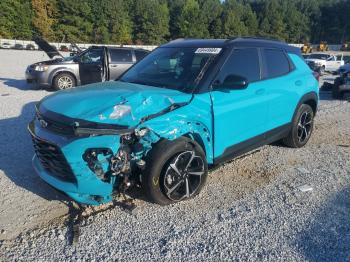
142 137 208 205
53 73 76 90
282 104 314 148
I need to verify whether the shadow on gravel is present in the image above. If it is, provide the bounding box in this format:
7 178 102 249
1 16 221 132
0 77 30 90
0 77 47 91
0 101 68 202
297 188 350 261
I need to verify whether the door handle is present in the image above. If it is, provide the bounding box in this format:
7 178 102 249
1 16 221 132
255 89 265 95
295 80 302 86
111 65 118 68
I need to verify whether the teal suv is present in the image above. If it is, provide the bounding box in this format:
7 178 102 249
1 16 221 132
29 37 319 205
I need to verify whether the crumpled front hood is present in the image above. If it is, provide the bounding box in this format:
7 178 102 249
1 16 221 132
39 81 192 127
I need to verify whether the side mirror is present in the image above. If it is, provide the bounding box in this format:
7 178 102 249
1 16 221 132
213 75 249 90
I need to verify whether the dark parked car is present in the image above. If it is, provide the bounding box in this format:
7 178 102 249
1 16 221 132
333 63 350 98
14 44 24 50
25 37 150 90
26 44 36 50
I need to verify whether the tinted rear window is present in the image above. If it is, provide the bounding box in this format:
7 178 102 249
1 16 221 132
135 50 148 61
262 49 290 78
109 49 133 63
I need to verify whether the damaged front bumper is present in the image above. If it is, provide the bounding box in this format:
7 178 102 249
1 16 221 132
28 118 135 205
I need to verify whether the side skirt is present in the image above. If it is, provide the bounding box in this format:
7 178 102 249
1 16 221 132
212 123 291 166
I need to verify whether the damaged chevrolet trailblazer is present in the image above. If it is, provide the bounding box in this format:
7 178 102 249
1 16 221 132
29 38 319 205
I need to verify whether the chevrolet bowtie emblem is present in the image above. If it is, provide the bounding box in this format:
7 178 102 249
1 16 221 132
39 119 48 128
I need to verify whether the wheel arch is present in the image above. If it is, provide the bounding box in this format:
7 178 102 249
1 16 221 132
49 69 78 87
293 91 318 118
141 120 214 164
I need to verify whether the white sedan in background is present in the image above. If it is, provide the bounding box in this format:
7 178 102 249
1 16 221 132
306 53 344 73
0 42 12 49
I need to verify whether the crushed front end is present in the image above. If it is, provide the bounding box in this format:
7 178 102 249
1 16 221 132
28 106 156 205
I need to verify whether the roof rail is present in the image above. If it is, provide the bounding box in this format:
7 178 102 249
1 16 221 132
226 36 285 43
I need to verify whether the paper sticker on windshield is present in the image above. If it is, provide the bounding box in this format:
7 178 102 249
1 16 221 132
195 48 222 54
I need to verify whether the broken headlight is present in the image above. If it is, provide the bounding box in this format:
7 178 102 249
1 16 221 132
135 127 149 137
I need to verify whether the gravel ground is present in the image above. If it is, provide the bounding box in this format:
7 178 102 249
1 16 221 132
0 50 350 260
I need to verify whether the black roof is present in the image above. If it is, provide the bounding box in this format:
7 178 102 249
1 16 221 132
161 37 300 55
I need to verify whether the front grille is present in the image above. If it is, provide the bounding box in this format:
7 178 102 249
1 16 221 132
31 135 77 183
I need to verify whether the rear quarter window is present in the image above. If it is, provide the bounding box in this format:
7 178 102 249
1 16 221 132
109 49 133 63
262 49 291 79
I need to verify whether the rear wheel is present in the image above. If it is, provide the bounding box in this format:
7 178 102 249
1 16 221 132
282 104 314 148
142 138 208 205
53 73 76 90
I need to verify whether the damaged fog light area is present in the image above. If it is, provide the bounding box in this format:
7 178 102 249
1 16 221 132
82 129 156 195
82 148 113 181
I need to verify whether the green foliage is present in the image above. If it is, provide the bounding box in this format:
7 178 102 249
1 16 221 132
132 0 169 44
1 0 350 44
55 0 94 43
0 0 33 39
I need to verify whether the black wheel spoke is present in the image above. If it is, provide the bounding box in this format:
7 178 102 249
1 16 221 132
297 110 313 143
163 150 205 201
166 180 183 196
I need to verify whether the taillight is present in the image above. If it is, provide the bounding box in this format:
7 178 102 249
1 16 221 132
312 71 320 82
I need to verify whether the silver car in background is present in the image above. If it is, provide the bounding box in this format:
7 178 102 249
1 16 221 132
25 38 149 90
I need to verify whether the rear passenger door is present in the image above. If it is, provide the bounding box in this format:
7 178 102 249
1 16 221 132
260 48 300 131
211 48 269 160
108 49 134 80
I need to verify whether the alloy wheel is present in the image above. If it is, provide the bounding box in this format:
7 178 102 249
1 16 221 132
57 76 73 89
163 151 205 201
297 111 313 143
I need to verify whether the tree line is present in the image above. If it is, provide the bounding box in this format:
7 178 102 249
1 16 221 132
0 0 349 45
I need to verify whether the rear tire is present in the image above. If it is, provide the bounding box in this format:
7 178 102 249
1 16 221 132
53 73 76 90
282 104 314 148
142 137 208 205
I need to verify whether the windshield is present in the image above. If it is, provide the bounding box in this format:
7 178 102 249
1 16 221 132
308 54 329 60
120 47 221 92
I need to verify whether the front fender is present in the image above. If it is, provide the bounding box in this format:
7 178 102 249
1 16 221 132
139 104 214 164
48 66 79 86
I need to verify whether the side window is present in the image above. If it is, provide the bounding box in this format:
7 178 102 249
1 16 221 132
216 48 260 83
135 50 148 61
79 49 103 63
262 49 290 79
109 49 133 63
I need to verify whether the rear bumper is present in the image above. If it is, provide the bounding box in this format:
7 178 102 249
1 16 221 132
29 119 121 205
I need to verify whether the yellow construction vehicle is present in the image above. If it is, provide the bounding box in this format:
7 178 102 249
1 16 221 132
317 41 329 52
301 43 313 54
340 43 350 51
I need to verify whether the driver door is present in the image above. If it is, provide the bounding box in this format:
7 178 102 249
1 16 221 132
210 48 269 161
78 48 104 85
